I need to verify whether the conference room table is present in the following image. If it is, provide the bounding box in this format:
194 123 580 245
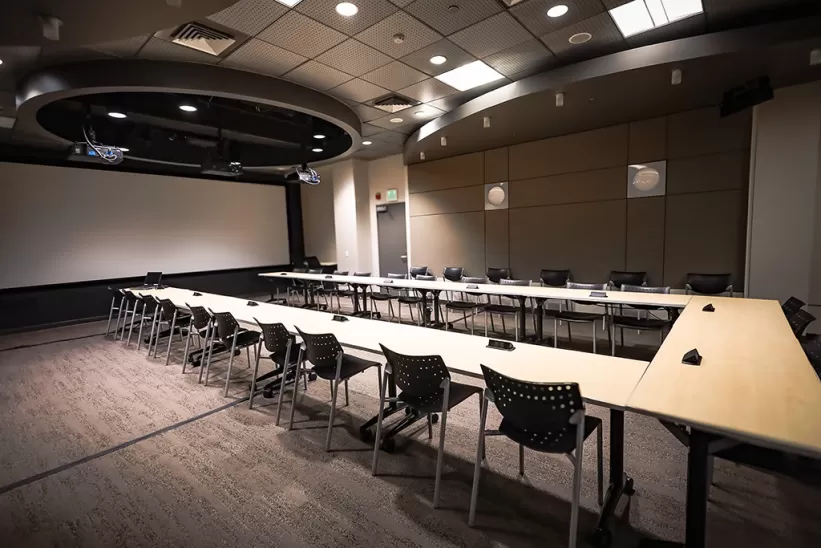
262 271 693 339
136 285 649 545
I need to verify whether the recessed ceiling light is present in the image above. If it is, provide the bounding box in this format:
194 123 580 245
312 148 324 152
568 32 592 44
313 134 325 139
275 0 303 7
336 2 358 16
434 60 504 92
179 104 197 112
609 0 703 38
108 111 127 119
390 117 404 123
547 4 569 18
414 110 427 117
0 59 3 66
430 55 447 65
362 140 372 145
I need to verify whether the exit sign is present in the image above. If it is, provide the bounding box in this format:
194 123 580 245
386 188 398 202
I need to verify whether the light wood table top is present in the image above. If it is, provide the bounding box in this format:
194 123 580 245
627 296 821 458
137 287 650 410
262 271 692 309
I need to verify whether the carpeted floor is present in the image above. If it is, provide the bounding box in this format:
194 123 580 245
1 299 820 547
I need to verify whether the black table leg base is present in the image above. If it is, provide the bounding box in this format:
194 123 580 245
589 474 635 548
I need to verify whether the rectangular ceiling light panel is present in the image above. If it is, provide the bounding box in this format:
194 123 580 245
275 0 303 6
610 0 703 38
434 60 504 92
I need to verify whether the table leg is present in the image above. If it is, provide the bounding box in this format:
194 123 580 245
517 296 527 342
535 298 546 341
420 290 430 327
685 429 709 548
352 285 360 314
590 409 634 548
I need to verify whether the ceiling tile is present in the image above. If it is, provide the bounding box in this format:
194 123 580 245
484 39 554 78
207 0 288 36
138 37 221 64
600 0 632 7
388 0 415 6
369 112 422 134
88 35 150 57
352 103 389 122
540 12 625 60
282 60 353 90
257 11 346 58
449 12 533 59
398 77 458 103
407 104 445 121
296 0 399 36
400 39 476 77
329 78 390 102
510 0 605 37
354 11 442 58
404 0 504 36
370 130 407 144
315 39 393 77
362 61 428 91
221 38 307 76
361 123 383 136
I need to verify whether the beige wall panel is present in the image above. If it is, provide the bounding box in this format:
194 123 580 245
667 151 748 195
484 147 509 183
409 185 484 217
485 210 509 271
509 201 627 283
408 152 484 193
663 190 747 288
629 116 667 163
626 196 665 285
667 107 752 159
509 167 625 208
410 212 485 277
508 124 628 180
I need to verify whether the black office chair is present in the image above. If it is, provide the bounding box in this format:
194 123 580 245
609 271 646 289
469 365 603 548
789 308 816 339
610 285 673 355
314 270 349 313
125 292 157 348
802 339 821 379
540 269 571 287
372 345 482 507
251 320 305 422
337 271 371 313
289 327 382 451
118 290 140 343
148 298 192 365
553 282 609 353
303 256 322 269
287 267 309 306
415 274 441 322
685 273 733 296
369 273 406 320
181 304 214 376
409 266 429 279
782 296 806 319
481 278 531 341
442 266 465 303
445 276 486 335
301 268 325 310
203 311 260 397
486 267 511 284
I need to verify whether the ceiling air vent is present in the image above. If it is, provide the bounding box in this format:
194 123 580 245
369 93 421 114
169 23 235 56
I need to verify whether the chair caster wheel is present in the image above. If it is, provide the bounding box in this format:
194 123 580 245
381 437 396 453
430 414 439 424
308 372 318 382
360 427 373 443
589 527 612 548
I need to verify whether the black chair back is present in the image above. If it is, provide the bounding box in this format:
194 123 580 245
686 273 732 295
567 282 607 291
621 284 670 294
803 339 821 376
353 272 371 277
609 271 646 289
381 344 449 398
188 305 212 330
304 256 321 269
159 298 178 319
294 267 308 273
540 269 570 287
782 296 806 319
443 267 464 282
123 290 139 304
255 320 293 353
789 308 816 338
480 364 583 432
308 268 322 274
213 311 241 340
486 267 511 284
294 327 343 368
410 266 428 278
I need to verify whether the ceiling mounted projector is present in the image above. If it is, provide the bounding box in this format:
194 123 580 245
292 164 320 185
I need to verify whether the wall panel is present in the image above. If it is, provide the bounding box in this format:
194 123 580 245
667 151 748 195
484 147 509 183
626 196 665 285
485 210 509 270
407 152 483 193
509 167 625 208
629 116 667 163
668 107 751 159
410 212 485 277
409 185 484 217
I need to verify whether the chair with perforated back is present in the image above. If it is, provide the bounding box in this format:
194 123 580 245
685 273 733 296
802 339 821 379
610 285 673 355
445 276 486 335
414 274 441 321
553 282 609 353
288 327 382 451
301 268 325 310
486 267 511 284
181 304 214 378
782 296 806 319
373 345 482 507
442 266 465 303
288 267 309 306
369 273 406 321
469 365 603 547
125 292 157 348
537 269 572 333
337 271 371 313
409 266 429 279
303 256 321 269
609 271 646 289
480 278 531 341
789 308 816 339
148 298 192 365
251 320 306 422
202 311 260 397
314 270 349 313
118 290 139 343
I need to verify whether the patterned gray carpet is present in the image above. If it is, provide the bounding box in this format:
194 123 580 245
1 307 820 547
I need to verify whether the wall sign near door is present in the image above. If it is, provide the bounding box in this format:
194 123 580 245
386 188 398 202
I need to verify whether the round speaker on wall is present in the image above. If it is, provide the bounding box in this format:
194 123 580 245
487 185 506 206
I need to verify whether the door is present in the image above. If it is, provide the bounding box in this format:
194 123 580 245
376 202 408 277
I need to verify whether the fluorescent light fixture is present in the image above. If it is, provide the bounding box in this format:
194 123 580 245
434 60 504 92
547 5 569 18
336 2 358 16
362 140 372 145
390 117 403 123
313 134 325 139
275 0 303 6
108 111 127 119
430 55 447 65
312 148 323 152
179 104 197 112
609 0 703 38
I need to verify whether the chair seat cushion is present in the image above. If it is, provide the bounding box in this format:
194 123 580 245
229 329 260 348
397 296 423 304
313 353 379 381
446 301 483 310
370 293 396 301
269 346 300 367
612 316 670 329
555 311 603 322
399 382 482 414
484 304 519 314
499 415 602 454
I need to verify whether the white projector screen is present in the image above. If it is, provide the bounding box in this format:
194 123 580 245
0 162 290 289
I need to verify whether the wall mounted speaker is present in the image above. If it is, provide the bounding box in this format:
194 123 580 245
485 182 508 210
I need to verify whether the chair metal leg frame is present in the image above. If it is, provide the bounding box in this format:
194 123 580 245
126 301 141 347
200 323 217 385
165 310 179 365
181 322 195 374
288 348 306 430
274 340 296 425
118 299 131 341
324 353 345 451
106 295 118 335
223 327 240 398
145 306 159 353
249 340 263 409
113 295 126 339
567 410 586 548
152 311 165 358
137 304 151 351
